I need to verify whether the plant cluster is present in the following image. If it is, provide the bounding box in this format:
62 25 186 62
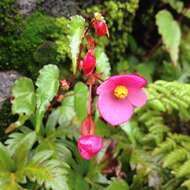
1 0 190 190
0 12 148 190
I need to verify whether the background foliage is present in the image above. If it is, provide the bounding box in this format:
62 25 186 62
1 0 190 189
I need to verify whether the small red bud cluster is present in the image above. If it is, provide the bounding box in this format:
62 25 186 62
80 13 108 77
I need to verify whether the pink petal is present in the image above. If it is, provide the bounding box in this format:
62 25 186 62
124 74 147 88
128 88 147 107
78 146 91 160
98 92 134 126
97 74 147 95
97 78 116 95
77 135 103 160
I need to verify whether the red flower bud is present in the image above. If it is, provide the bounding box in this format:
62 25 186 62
77 135 103 160
60 80 70 90
80 115 95 136
93 20 108 37
82 50 96 76
55 94 64 102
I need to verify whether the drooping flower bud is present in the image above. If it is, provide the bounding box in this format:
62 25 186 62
93 13 109 37
80 115 95 136
77 135 103 160
93 20 108 37
82 49 96 76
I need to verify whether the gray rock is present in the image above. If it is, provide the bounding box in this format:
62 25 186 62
16 0 36 15
42 0 79 17
0 71 21 109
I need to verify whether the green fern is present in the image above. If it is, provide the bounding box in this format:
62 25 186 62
176 160 190 177
147 81 190 114
163 148 187 167
154 134 190 189
182 179 190 190
0 127 70 190
127 80 190 189
136 80 190 145
24 150 68 190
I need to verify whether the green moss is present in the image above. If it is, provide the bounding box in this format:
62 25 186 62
84 0 139 64
0 2 70 79
0 11 61 78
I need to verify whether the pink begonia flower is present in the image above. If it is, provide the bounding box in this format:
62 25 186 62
77 135 103 160
97 74 147 126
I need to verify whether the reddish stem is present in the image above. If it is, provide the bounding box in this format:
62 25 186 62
77 26 91 71
77 19 96 71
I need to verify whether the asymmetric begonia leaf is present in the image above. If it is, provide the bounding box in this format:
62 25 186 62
35 64 59 134
68 16 86 74
156 10 181 65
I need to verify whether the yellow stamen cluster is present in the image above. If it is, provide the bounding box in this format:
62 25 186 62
114 85 128 99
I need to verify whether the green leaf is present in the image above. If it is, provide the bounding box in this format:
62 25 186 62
0 143 15 172
161 0 184 13
74 82 88 122
13 132 36 169
37 139 72 164
95 111 114 137
12 77 35 127
46 109 60 134
58 95 75 126
35 64 60 134
106 179 129 190
68 172 89 190
136 62 154 82
182 179 190 190
0 172 25 190
25 150 69 190
121 121 143 145
95 47 111 80
156 10 181 65
56 95 75 125
5 127 33 155
46 94 75 135
68 16 86 74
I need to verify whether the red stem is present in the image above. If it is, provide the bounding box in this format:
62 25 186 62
77 26 90 71
77 19 95 71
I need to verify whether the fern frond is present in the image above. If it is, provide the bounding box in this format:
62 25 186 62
0 143 15 172
24 150 69 190
5 127 33 155
136 80 190 147
148 81 190 114
176 160 190 177
10 131 36 169
182 179 190 190
163 148 187 168
153 133 190 189
37 138 72 165
171 133 190 144
153 138 176 155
